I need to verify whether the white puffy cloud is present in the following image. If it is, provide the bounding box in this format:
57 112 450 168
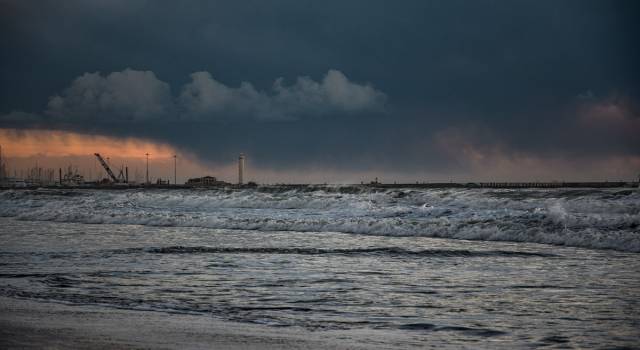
319 69 386 111
178 72 273 120
46 69 174 122
10 68 385 125
179 69 386 120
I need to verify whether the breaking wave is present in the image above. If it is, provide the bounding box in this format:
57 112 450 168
130 246 555 257
0 187 639 252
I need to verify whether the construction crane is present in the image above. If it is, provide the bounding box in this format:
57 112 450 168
94 153 126 183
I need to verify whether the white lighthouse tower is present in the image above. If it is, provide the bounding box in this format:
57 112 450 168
238 153 245 185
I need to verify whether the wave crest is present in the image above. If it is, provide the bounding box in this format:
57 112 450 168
1 188 638 252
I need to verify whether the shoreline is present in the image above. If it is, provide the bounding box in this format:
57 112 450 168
2 181 638 190
0 296 380 350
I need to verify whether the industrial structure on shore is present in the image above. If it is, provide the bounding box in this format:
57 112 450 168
0 146 251 188
1 144 637 189
186 153 248 187
94 153 127 184
186 176 229 187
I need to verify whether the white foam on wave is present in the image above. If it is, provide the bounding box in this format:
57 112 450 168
1 188 638 252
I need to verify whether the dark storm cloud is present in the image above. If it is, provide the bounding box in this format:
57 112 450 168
0 0 638 174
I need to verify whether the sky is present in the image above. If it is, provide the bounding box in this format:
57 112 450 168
1 0 639 183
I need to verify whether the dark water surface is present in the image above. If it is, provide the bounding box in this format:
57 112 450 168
1 188 639 348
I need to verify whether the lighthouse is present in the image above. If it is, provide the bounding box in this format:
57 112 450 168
238 153 245 185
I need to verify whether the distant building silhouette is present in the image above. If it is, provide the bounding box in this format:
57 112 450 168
186 176 228 187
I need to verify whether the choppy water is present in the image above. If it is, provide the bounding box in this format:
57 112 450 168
1 187 639 348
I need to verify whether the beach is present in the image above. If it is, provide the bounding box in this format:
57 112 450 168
0 296 380 350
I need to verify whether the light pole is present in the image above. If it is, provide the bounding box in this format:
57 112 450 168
173 154 177 185
145 153 150 184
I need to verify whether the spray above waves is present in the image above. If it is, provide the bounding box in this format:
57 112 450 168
0 187 638 252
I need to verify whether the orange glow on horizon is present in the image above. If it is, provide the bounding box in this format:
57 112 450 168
0 128 177 159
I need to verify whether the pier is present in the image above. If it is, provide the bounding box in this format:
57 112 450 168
369 181 637 189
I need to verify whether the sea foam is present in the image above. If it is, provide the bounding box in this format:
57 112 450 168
0 187 638 252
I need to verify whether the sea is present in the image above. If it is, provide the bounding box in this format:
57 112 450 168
1 186 639 348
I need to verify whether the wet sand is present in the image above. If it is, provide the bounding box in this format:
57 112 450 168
0 297 377 350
